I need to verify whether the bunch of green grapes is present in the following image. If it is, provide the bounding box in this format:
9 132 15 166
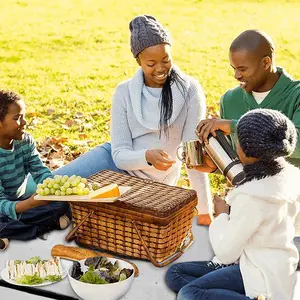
36 175 91 196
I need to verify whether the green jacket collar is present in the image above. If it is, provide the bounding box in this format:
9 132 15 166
243 67 293 108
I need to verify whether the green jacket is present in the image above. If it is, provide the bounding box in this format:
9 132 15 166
221 67 300 167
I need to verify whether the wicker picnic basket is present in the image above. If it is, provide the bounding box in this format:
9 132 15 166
65 170 197 267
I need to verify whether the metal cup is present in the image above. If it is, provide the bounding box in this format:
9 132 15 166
177 140 203 166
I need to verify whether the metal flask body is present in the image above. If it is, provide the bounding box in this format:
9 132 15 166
203 130 245 186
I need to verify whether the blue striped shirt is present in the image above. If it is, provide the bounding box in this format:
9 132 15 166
0 133 52 219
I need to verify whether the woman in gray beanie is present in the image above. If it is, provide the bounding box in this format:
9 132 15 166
42 15 212 224
166 108 300 300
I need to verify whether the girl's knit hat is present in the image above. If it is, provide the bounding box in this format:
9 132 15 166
237 108 297 159
129 15 171 58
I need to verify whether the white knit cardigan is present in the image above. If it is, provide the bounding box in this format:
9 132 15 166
110 66 212 214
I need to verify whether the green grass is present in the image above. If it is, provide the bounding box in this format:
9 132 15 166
1 0 300 192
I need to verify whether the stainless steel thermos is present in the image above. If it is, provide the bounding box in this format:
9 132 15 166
204 130 245 186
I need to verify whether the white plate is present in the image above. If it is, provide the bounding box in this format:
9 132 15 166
34 186 131 203
0 261 69 287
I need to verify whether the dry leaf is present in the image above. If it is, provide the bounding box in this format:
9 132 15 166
47 108 55 115
65 120 74 127
74 112 84 118
79 133 88 139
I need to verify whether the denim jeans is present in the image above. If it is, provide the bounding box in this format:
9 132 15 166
165 261 253 300
26 142 127 193
0 201 70 240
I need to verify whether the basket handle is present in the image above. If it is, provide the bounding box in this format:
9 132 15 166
132 221 194 267
65 210 94 242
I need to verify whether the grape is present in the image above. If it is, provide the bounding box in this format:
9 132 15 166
53 183 60 189
36 175 92 196
62 175 68 183
92 183 101 191
66 188 73 195
81 178 88 185
78 182 85 190
70 175 77 181
72 187 79 194
54 175 62 183
36 188 44 195
71 180 79 187
63 182 70 188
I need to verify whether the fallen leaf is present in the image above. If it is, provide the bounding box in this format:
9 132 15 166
74 112 84 118
47 108 55 115
65 120 74 127
79 133 88 139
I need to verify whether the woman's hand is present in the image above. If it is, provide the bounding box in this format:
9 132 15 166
15 194 50 213
213 194 230 217
146 149 176 171
196 118 231 144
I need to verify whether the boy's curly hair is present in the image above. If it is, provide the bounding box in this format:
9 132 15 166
0 90 22 121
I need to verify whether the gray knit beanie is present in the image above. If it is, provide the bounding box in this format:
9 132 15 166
129 15 171 58
237 109 297 159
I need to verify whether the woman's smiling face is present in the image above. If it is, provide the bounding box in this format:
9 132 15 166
137 43 172 88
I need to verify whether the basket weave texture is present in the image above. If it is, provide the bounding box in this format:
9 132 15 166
70 170 198 262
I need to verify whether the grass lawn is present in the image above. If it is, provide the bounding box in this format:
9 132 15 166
1 0 300 191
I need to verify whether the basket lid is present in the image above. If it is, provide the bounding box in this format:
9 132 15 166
88 170 197 218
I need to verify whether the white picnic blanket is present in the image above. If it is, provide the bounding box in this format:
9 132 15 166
0 218 299 300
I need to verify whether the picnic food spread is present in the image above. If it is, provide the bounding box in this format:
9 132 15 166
35 175 121 201
70 256 133 284
6 256 63 285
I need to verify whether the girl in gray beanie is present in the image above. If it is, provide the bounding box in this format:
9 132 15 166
47 15 212 225
166 108 300 300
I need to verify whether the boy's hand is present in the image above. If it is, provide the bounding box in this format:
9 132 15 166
213 194 230 217
196 118 231 144
146 149 176 171
15 195 50 213
27 195 50 208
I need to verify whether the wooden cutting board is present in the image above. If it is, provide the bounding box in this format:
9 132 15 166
34 186 131 202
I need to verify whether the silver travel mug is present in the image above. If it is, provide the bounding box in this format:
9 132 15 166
177 140 203 166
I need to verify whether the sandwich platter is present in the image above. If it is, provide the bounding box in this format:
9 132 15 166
1 256 69 287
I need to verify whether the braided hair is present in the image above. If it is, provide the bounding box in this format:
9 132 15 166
159 68 187 138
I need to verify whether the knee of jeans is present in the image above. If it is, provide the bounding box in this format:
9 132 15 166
178 286 205 300
49 201 70 216
165 264 181 291
177 287 188 300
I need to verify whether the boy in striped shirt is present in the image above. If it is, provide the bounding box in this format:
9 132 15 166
0 90 70 250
